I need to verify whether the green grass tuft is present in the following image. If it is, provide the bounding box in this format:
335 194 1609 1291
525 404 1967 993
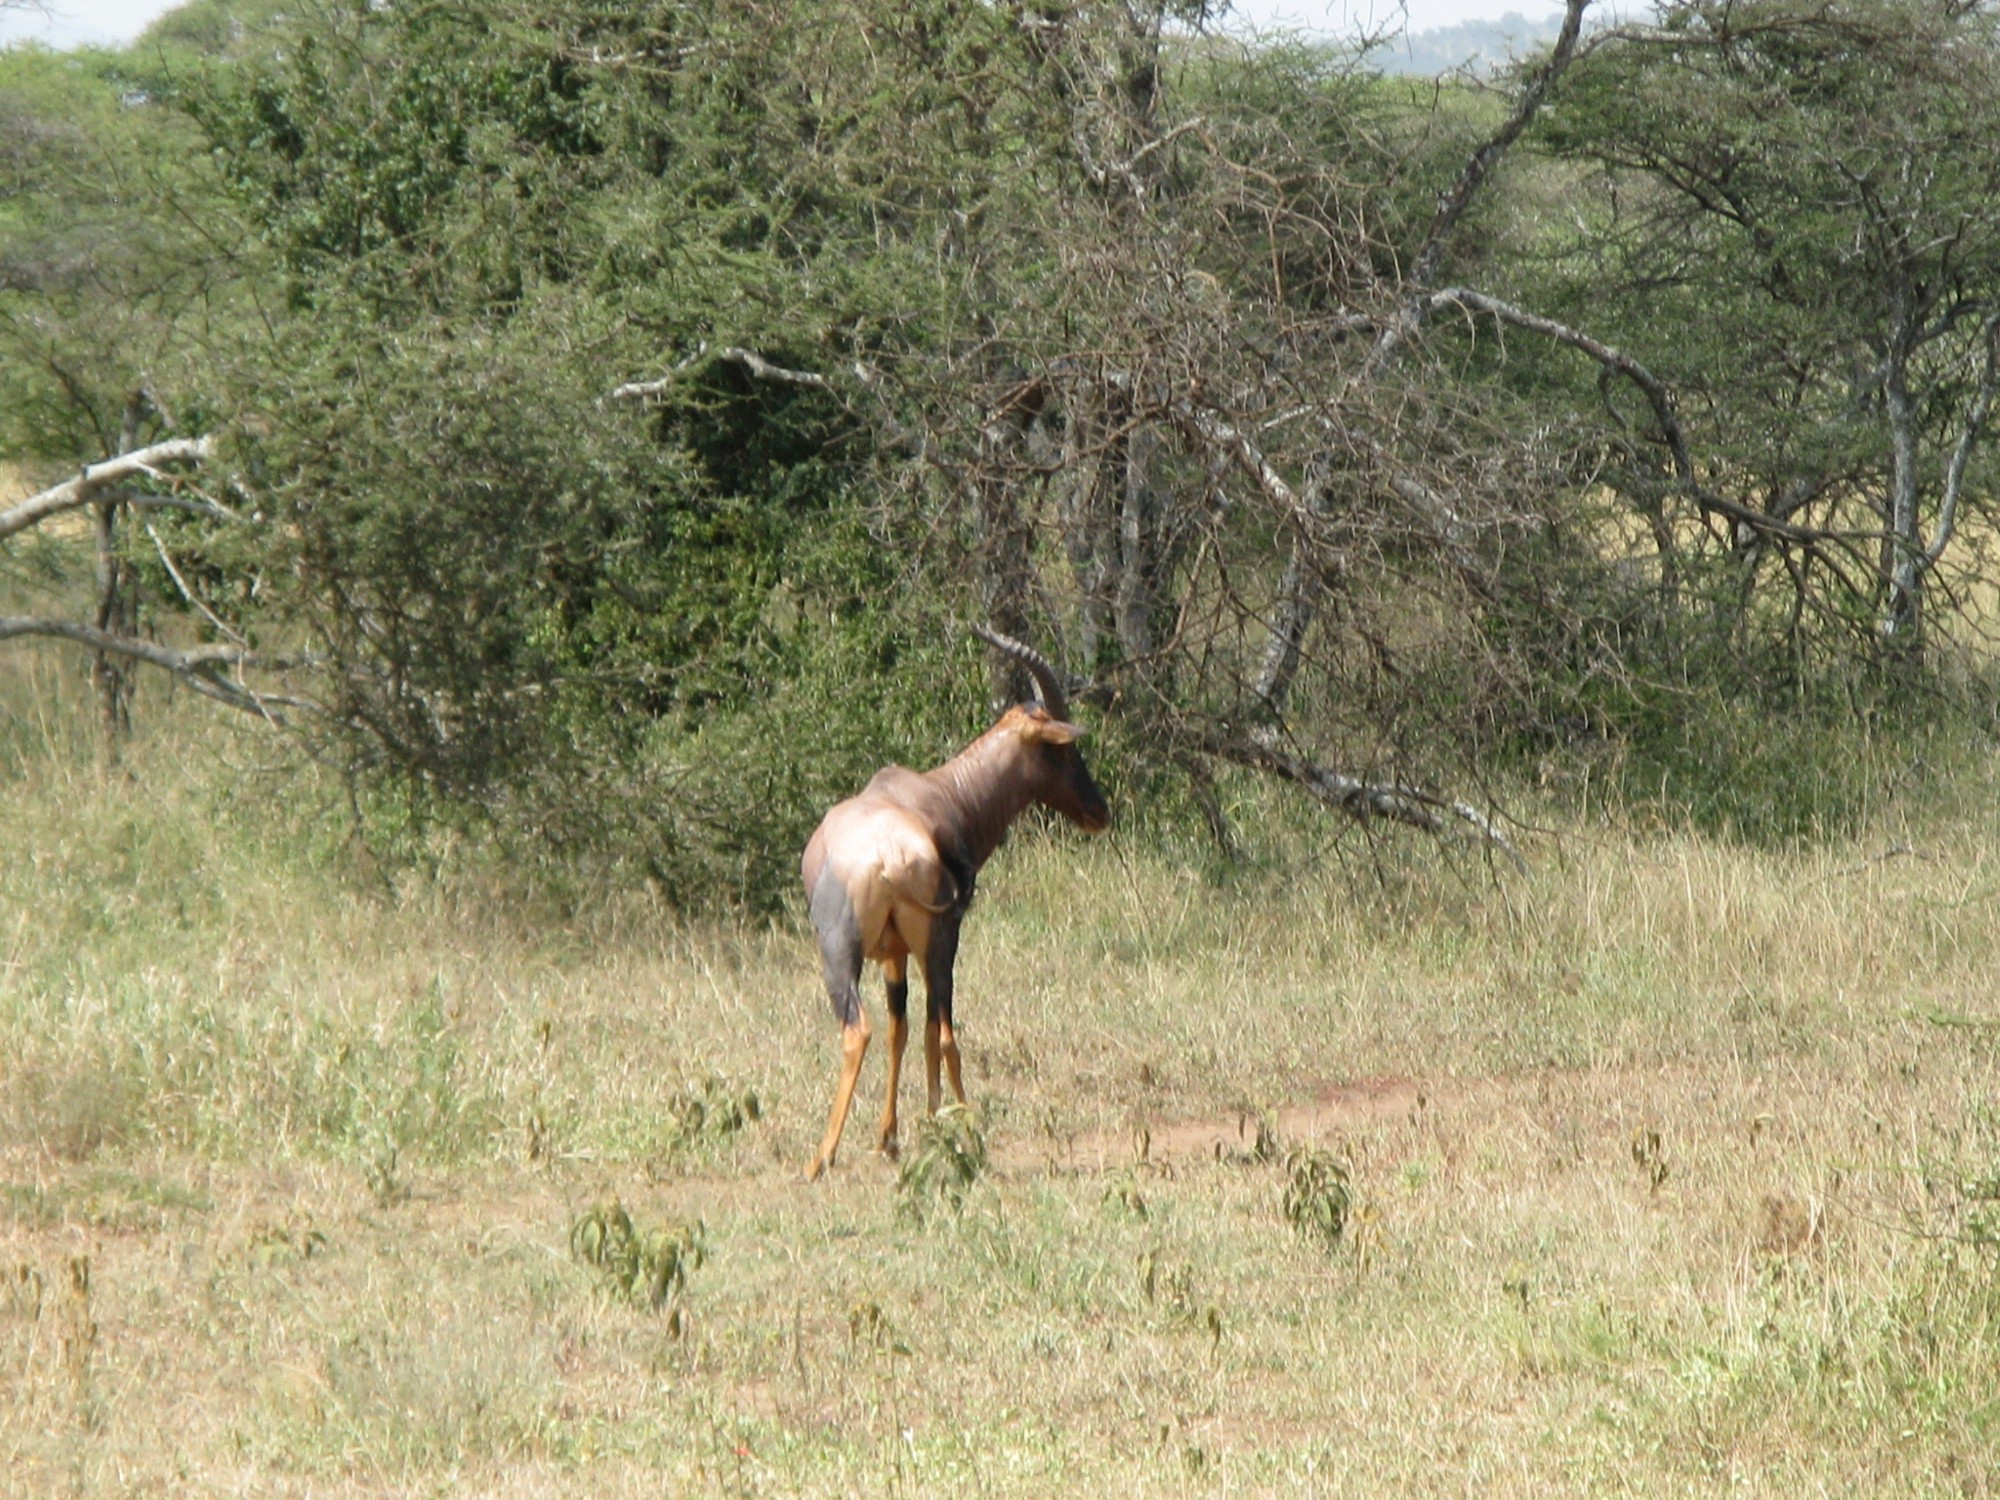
895 1104 991 1223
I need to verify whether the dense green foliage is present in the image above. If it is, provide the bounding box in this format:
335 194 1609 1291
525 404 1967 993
0 43 218 458
175 1 991 901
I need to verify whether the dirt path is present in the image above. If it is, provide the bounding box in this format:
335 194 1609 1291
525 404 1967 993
1119 1075 1431 1165
1015 1057 1782 1181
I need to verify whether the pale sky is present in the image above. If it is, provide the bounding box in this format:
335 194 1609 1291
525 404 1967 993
0 0 1571 53
1233 0 1568 35
0 0 154 50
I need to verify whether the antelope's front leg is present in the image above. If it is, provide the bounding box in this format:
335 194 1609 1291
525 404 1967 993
875 957 910 1157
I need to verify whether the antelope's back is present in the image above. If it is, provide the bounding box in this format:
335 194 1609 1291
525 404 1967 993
803 788 951 961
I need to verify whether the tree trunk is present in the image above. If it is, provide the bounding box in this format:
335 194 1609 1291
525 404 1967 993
1253 453 1337 718
1114 421 1161 663
974 383 1040 706
91 495 134 747
1057 397 1116 677
91 399 150 753
1879 316 1925 657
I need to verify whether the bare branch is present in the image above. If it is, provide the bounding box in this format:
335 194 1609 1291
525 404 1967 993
1409 0 1592 290
1170 399 1311 520
614 345 931 459
1076 116 1207 199
1926 308 2000 568
650 345 832 395
142 517 249 646
120 491 243 524
0 436 216 543
1181 8 1593 734
1431 287 1696 485
0 615 312 722
1427 288 1871 549
1205 730 1524 870
1363 0 1592 380
1171 398 1488 708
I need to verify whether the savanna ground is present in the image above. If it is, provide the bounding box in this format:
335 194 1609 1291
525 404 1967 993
4 640 2000 1497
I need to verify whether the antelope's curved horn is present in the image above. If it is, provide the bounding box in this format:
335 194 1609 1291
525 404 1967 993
972 624 1071 723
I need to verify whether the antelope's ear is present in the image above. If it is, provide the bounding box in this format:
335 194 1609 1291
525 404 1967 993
1033 717 1087 745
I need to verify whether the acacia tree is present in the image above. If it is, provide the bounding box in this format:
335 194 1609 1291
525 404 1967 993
598 0 1604 861
158 0 1010 899
0 38 278 742
1528 0 2000 662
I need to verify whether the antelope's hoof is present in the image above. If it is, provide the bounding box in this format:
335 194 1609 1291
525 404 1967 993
803 1154 831 1183
876 1135 901 1162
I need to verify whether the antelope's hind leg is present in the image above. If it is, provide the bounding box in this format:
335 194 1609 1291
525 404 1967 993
805 873 870 1182
875 952 910 1158
921 916 967 1115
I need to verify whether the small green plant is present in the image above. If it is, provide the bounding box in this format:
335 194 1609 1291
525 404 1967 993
1137 1250 1225 1346
847 1299 910 1355
60 1254 98 1431
364 1137 408 1208
1966 1171 2000 1250
247 1218 329 1269
4 1263 45 1322
1630 1127 1670 1194
663 1075 764 1153
1137 1248 1196 1312
1924 1100 2000 1251
896 1105 989 1223
1102 1166 1151 1220
1215 1110 1281 1167
1282 1146 1353 1251
569 1200 707 1316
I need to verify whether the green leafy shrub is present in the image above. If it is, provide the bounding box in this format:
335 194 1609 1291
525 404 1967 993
1282 1146 1353 1251
569 1200 707 1314
896 1105 990 1224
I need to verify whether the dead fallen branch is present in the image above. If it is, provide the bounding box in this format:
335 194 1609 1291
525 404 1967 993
0 436 217 543
0 616 315 722
1204 730 1524 871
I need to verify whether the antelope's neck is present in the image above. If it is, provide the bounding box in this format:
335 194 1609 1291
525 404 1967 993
927 729 1033 872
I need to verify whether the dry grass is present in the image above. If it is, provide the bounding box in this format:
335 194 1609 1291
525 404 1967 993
3 661 1999 1495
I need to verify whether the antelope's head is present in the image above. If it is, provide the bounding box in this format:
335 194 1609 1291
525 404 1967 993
976 627 1111 835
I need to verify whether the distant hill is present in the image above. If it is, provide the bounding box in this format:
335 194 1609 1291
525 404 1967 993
1374 11 1566 74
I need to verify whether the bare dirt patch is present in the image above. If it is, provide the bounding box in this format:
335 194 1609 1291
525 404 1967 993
1126 1074 1431 1166
1037 1058 1803 1180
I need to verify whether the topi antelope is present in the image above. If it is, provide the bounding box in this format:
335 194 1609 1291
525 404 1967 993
800 627 1110 1180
